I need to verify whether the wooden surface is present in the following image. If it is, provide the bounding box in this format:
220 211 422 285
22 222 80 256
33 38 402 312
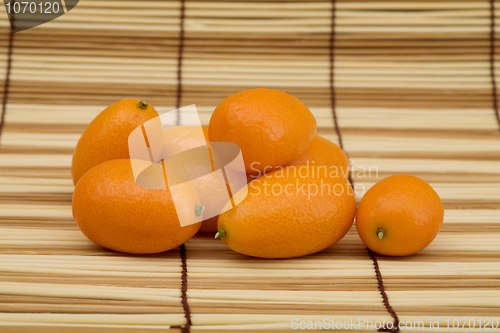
0 1 500 332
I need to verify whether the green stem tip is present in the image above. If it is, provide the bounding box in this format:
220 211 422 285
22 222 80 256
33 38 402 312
215 228 226 239
138 101 148 109
376 228 386 240
195 205 205 217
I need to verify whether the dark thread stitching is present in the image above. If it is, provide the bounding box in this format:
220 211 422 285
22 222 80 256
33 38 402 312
329 1 398 331
329 0 353 186
171 245 192 333
489 0 500 130
368 249 400 332
175 0 186 125
175 1 191 332
178 244 192 333
0 2 15 144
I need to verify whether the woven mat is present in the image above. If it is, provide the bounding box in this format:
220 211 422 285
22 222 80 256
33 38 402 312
0 1 499 332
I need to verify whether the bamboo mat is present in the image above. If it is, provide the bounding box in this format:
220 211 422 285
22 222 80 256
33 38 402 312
0 1 500 332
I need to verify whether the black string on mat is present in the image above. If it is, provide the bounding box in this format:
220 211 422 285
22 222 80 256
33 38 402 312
329 1 399 332
368 249 401 332
171 244 192 333
0 6 15 144
175 0 186 126
328 0 353 187
170 1 193 332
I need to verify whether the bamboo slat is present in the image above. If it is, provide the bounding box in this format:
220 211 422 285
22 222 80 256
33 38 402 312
0 0 499 332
